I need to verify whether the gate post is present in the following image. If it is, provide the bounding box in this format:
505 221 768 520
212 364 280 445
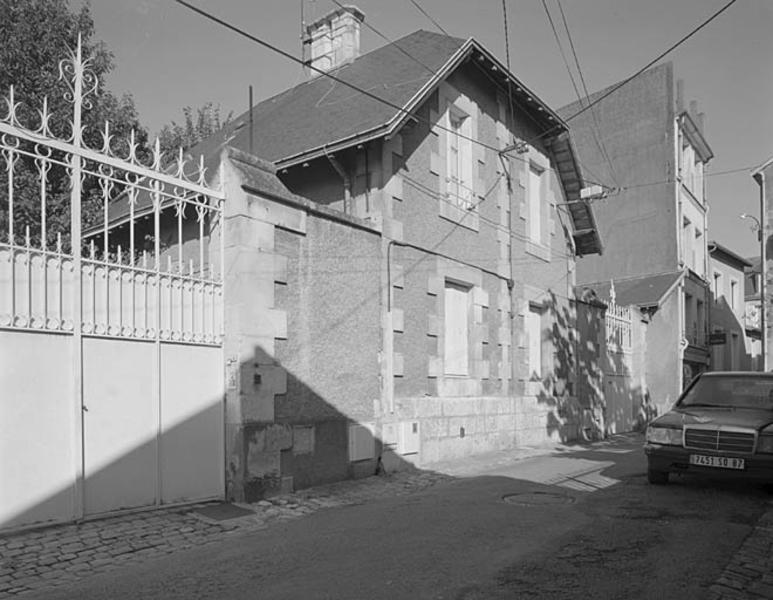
65 35 87 520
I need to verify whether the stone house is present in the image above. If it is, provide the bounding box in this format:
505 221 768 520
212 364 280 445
97 7 605 501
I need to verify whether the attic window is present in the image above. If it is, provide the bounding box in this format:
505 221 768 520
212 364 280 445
445 106 473 210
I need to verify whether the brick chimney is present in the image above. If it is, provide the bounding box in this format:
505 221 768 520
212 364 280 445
305 5 365 75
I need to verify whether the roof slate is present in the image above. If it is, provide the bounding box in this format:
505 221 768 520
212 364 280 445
193 30 466 165
583 271 684 308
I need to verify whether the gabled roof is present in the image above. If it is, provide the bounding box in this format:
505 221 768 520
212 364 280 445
583 271 684 308
89 29 602 255
708 240 752 270
194 30 567 169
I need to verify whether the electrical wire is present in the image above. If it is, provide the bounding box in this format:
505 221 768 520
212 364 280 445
541 0 583 105
538 0 610 189
173 0 582 265
605 164 757 194
406 0 450 36
329 0 440 76
505 0 739 153
556 0 620 188
172 0 570 182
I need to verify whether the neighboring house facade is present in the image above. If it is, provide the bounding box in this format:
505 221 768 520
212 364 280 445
153 8 604 500
708 241 753 371
744 255 763 371
560 63 713 415
752 157 773 370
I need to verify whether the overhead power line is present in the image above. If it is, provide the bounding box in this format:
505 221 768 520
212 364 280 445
539 0 610 188
504 0 739 153
541 0 582 104
555 0 620 188
174 0 516 161
609 165 757 193
406 0 450 36
173 0 609 191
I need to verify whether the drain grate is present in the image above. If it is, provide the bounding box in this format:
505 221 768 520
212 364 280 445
502 491 575 506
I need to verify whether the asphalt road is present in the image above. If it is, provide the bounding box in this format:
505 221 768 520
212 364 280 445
26 437 771 600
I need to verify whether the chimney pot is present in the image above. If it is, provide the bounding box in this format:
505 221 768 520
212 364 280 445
305 5 365 76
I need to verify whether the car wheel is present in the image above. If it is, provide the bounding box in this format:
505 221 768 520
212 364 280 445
647 469 669 484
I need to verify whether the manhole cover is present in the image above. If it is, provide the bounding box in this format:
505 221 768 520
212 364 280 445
502 491 575 506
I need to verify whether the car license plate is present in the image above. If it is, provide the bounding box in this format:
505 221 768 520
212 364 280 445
689 454 745 470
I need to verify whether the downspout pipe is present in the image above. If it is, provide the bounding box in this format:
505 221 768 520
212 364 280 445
324 146 351 215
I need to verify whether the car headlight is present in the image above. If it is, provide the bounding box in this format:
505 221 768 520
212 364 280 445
758 435 773 454
646 426 682 446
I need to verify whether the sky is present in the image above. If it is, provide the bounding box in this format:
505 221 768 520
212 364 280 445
88 0 773 259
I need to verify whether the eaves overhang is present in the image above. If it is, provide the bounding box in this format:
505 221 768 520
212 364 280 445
708 240 753 269
547 131 603 256
752 154 773 183
680 111 713 163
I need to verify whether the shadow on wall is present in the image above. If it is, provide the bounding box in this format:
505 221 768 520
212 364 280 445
710 296 755 371
0 338 418 533
534 292 649 444
232 344 420 503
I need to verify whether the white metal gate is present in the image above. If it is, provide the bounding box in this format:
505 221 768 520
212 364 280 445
0 37 225 531
604 295 634 434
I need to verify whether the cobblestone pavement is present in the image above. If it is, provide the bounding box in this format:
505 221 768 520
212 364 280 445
709 504 773 600
0 469 452 598
4 437 773 599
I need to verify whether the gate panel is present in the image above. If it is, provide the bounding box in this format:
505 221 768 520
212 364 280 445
82 337 157 514
1 36 225 530
160 343 223 504
0 330 77 529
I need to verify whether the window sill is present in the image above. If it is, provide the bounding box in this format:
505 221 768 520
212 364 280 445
439 199 479 232
525 240 551 262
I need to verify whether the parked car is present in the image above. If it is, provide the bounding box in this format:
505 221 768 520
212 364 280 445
644 371 773 484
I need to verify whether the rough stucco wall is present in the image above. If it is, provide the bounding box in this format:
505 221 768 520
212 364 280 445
646 292 683 417
274 215 381 424
272 214 381 489
563 63 678 284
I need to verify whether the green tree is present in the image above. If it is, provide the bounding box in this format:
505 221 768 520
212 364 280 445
0 0 149 250
158 102 233 158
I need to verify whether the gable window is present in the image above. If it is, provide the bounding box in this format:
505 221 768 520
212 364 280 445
528 164 543 244
446 108 473 210
444 281 471 376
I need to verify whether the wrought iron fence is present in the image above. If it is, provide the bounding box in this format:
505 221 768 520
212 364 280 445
0 36 225 344
605 299 632 352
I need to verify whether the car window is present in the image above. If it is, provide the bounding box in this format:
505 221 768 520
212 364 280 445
680 376 773 410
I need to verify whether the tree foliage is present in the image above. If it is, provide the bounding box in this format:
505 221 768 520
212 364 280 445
158 102 233 158
0 0 149 249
